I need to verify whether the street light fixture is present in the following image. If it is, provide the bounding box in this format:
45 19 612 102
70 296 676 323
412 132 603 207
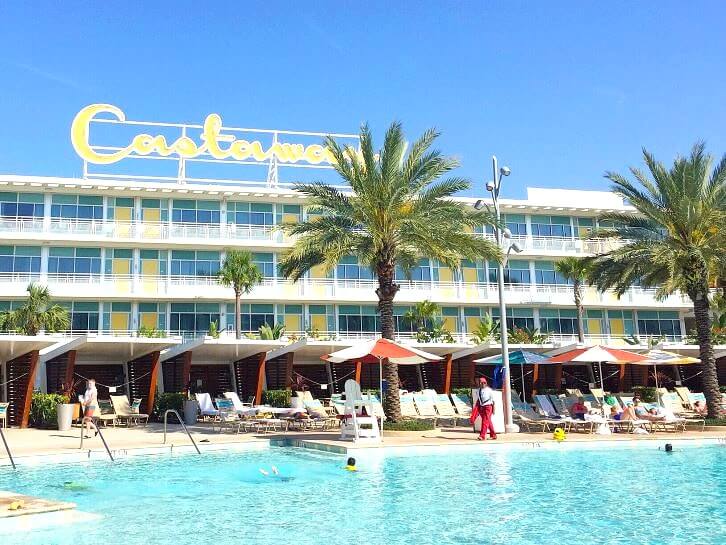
484 155 520 433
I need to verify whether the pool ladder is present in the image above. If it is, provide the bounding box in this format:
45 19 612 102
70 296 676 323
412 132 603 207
163 410 201 454
0 425 15 469
79 417 114 462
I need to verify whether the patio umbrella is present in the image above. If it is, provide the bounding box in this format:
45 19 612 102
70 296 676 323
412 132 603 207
321 338 442 434
473 350 551 402
547 345 647 393
629 349 700 404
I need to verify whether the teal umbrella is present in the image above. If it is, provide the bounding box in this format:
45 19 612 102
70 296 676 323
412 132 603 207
474 350 552 402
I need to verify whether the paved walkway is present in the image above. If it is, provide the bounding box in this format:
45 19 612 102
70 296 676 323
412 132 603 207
1 423 724 462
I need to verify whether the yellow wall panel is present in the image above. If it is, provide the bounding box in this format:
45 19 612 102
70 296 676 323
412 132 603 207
112 259 131 275
111 313 129 330
141 260 159 275
310 315 327 331
438 268 453 282
462 268 478 283
284 315 301 331
140 313 158 328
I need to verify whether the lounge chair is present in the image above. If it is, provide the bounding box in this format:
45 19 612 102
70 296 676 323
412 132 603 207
660 392 705 430
674 386 693 408
223 392 257 415
549 395 601 433
450 393 473 418
361 393 386 421
96 399 118 427
400 393 423 420
110 395 149 426
511 401 562 432
303 398 339 430
213 398 242 433
0 402 8 428
412 392 439 426
432 393 461 426
195 393 219 420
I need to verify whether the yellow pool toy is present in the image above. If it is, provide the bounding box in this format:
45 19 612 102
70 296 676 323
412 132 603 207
553 427 566 442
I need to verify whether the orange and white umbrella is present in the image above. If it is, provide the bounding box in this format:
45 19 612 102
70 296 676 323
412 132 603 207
321 338 442 365
547 345 647 391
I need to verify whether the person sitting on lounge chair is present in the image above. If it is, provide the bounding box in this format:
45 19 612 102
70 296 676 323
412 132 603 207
693 400 708 416
633 401 665 421
609 405 623 421
619 404 639 421
570 397 589 420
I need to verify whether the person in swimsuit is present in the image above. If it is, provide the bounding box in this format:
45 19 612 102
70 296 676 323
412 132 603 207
81 379 98 438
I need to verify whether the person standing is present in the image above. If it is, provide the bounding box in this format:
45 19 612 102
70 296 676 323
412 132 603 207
475 377 497 440
80 379 98 439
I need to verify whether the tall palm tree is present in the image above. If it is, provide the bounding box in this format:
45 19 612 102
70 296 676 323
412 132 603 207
588 143 726 418
0 283 69 335
555 256 590 343
279 122 501 420
217 250 263 339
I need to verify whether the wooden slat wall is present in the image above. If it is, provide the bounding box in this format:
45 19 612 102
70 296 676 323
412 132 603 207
420 362 446 392
330 362 356 393
397 365 420 392
5 352 38 427
189 364 233 399
162 355 188 393
46 354 70 394
292 364 328 399
73 365 126 400
449 357 475 390
234 355 263 403
264 355 289 391
127 352 159 414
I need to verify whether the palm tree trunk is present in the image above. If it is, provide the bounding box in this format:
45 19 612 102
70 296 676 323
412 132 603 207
376 259 401 421
692 294 723 418
574 280 585 344
234 289 241 340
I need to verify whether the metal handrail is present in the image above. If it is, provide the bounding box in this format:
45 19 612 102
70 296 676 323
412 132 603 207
79 417 114 461
0 426 15 469
163 409 200 454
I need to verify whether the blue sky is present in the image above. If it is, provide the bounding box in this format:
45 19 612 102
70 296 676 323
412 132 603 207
0 1 724 198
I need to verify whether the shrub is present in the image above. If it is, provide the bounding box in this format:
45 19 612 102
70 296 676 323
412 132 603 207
152 392 186 421
263 389 291 408
704 418 726 426
384 419 436 431
451 387 473 398
632 386 657 403
30 392 68 428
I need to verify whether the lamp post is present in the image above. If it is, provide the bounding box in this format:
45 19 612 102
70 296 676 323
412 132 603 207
475 156 522 433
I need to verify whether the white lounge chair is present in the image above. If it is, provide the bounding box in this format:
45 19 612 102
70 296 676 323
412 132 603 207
412 392 439 425
223 392 257 415
432 393 461 425
0 402 8 428
195 393 219 419
450 393 472 418
213 398 242 433
339 380 380 442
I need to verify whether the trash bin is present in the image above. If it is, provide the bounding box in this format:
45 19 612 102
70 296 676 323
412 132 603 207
183 399 199 425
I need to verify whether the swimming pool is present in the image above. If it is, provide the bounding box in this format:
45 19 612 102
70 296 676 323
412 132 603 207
2 443 724 545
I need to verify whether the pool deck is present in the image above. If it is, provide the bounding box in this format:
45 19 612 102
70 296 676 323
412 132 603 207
1 423 724 464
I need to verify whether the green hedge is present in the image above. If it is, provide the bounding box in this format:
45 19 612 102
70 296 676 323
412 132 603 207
152 392 186 421
632 386 657 403
384 419 436 431
263 389 291 408
450 387 472 398
30 392 69 428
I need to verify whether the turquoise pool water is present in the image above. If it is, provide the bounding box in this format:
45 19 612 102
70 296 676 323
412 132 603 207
1 444 724 545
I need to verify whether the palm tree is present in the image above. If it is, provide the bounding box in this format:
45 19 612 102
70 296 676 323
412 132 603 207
0 283 69 335
217 250 263 339
588 143 726 418
555 256 590 343
279 122 501 420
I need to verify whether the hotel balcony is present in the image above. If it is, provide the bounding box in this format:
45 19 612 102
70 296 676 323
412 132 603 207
0 272 692 309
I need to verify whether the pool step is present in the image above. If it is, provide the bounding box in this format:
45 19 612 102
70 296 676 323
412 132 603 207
0 491 76 519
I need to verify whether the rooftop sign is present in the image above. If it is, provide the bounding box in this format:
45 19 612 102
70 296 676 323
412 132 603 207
70 104 359 186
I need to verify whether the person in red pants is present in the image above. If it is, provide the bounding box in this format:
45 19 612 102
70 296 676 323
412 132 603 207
475 377 497 440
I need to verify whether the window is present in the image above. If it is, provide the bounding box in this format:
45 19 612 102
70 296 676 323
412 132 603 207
139 302 166 331
276 204 301 225
0 246 41 274
252 253 275 278
171 250 220 276
227 202 274 225
503 214 527 236
172 199 220 224
107 197 135 222
531 215 572 238
104 248 133 275
140 250 167 276
574 217 594 238
307 304 334 333
534 261 569 285
637 311 681 339
464 307 492 333
0 192 44 218
170 303 220 333
236 303 275 332
539 308 578 335
51 195 103 220
461 260 486 283
337 256 373 281
395 258 431 281
276 304 303 332
492 307 534 330
607 310 635 337
102 302 132 332
585 309 606 336
394 306 416 333
60 301 100 332
489 259 531 284
338 305 379 333
48 247 102 275
141 199 169 222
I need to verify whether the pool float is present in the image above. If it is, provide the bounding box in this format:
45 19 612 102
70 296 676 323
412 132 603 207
552 428 566 442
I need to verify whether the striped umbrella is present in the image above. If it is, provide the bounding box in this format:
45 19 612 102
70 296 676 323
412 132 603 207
547 345 647 392
629 349 700 404
474 350 552 401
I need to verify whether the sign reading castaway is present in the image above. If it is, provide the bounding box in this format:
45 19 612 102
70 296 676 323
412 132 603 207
71 103 359 185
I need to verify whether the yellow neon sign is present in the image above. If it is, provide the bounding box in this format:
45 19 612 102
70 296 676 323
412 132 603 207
70 103 338 166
